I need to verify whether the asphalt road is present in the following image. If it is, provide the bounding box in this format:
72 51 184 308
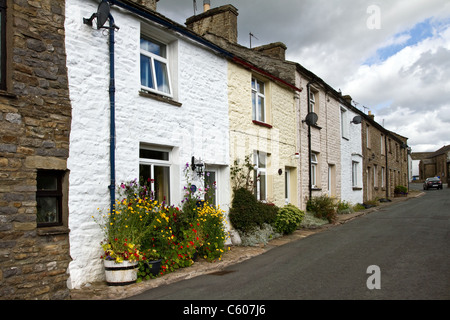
129 187 450 300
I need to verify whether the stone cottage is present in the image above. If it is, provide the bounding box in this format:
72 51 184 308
361 112 409 202
0 0 72 299
64 0 232 288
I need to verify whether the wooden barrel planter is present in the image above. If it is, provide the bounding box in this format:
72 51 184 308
104 260 138 286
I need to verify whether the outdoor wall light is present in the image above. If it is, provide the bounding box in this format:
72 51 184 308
191 156 204 177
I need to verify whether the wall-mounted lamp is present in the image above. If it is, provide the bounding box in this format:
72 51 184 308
191 156 204 177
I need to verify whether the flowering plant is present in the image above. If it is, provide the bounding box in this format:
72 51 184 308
94 180 157 263
101 239 144 263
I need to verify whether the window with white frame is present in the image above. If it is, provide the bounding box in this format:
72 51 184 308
352 161 359 187
341 107 349 139
140 36 172 97
311 153 318 188
381 167 385 188
309 90 316 113
380 134 385 155
139 146 171 204
252 78 265 123
253 151 267 201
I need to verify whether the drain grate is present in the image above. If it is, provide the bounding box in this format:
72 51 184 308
209 270 236 276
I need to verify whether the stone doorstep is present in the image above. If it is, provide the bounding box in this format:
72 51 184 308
70 192 424 300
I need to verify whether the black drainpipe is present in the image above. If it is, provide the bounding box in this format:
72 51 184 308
108 13 117 214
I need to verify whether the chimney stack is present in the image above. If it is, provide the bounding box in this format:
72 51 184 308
186 4 239 44
127 0 159 11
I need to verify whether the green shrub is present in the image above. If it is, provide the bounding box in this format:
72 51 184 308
337 200 354 215
306 195 338 223
229 188 260 233
273 204 305 235
229 187 279 233
394 185 408 194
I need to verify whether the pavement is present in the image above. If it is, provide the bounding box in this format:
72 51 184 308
69 189 425 300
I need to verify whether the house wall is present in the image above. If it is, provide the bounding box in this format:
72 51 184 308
297 74 341 209
340 106 363 205
65 0 229 288
228 62 298 207
362 118 387 202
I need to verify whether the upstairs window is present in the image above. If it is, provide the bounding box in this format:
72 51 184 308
140 36 172 97
252 78 265 123
309 90 316 113
0 0 6 90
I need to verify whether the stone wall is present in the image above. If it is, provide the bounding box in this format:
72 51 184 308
0 0 71 299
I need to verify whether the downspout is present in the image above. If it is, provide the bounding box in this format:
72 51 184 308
306 80 313 201
108 14 116 213
385 134 389 198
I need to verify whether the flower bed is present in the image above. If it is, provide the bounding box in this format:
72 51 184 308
94 165 228 284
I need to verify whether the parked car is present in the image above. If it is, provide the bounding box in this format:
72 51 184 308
423 177 443 190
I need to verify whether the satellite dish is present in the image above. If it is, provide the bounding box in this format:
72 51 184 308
96 1 111 29
351 115 362 124
304 112 318 126
83 1 111 29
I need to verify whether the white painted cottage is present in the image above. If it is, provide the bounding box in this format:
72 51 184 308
64 0 231 288
339 96 364 206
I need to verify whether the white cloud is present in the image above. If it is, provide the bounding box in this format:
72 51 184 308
157 0 450 152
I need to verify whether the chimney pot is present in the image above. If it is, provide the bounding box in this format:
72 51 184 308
203 0 211 12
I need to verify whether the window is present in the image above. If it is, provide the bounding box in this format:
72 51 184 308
139 146 171 204
374 165 378 188
366 125 371 148
36 170 64 227
311 153 318 188
352 161 359 187
140 36 172 97
253 151 267 201
309 90 316 113
204 170 217 206
381 167 385 188
0 0 6 90
341 107 348 138
252 78 265 123
285 168 290 205
380 134 385 155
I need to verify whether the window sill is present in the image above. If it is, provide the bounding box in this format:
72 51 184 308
252 120 273 129
352 187 363 191
37 226 70 236
0 90 18 99
139 90 182 107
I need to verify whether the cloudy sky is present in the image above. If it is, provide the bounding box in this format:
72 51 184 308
157 0 450 153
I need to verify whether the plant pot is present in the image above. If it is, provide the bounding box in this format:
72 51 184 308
146 259 162 276
104 260 138 286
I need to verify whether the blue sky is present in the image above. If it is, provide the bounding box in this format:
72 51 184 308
364 18 435 65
